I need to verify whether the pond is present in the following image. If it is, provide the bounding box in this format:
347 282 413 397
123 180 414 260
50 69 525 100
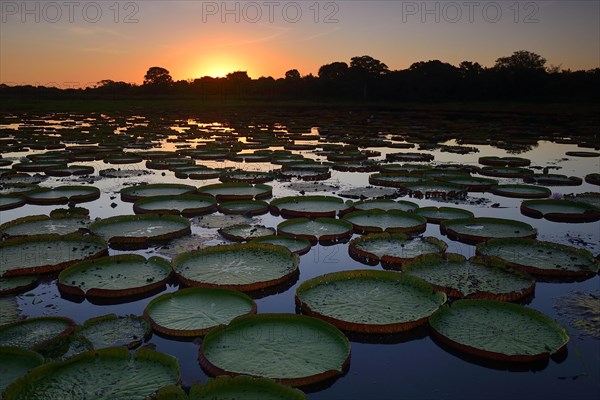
0 109 598 399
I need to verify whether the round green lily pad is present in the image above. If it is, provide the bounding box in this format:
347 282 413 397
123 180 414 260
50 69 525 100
368 173 422 188
173 243 299 292
476 238 599 277
0 234 108 277
491 184 551 199
478 156 530 167
121 183 197 202
218 224 276 242
429 299 569 362
343 209 427 235
0 195 26 211
198 183 272 201
250 235 312 255
0 215 88 237
278 169 331 181
585 173 600 186
523 174 582 186
12 161 67 172
441 217 537 244
133 194 217 216
218 200 269 216
220 171 275 184
352 199 419 213
45 165 94 177
439 176 498 192
144 287 257 337
173 166 223 180
565 151 599 157
200 313 350 387
416 207 474 224
192 375 307 400
89 214 191 249
337 186 398 199
296 270 446 333
0 316 75 350
75 314 151 349
270 196 351 218
24 185 100 205
0 275 39 295
58 254 172 298
478 166 533 178
520 199 600 222
277 218 354 243
2 347 180 400
0 347 44 394
0 297 22 326
348 233 447 267
402 253 534 301
403 181 467 199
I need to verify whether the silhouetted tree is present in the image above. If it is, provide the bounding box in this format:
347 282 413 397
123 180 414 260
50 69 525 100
494 50 546 71
285 69 301 80
318 62 349 80
143 67 173 86
350 56 389 77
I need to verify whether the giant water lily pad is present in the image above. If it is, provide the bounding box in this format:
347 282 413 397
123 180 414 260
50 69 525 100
491 184 551 199
416 207 474 224
368 173 422 188
585 173 600 186
429 299 569 362
25 185 100 205
58 254 172 298
0 215 88 237
198 183 272 201
218 200 269 216
348 233 447 267
0 234 108 277
296 270 446 333
478 166 533 178
250 235 312 255
173 166 223 180
403 181 467 199
520 199 600 222
0 297 22 326
337 186 398 199
439 176 498 192
523 174 582 186
144 287 256 337
133 195 217 216
200 314 350 386
402 253 534 301
89 214 191 249
441 217 536 244
351 199 418 213
270 196 351 218
343 209 427 235
0 275 39 295
0 316 75 350
220 171 275 184
476 238 599 277
75 314 151 349
191 375 307 400
121 183 197 202
218 224 276 242
0 347 44 393
3 347 180 400
173 243 299 292
0 195 25 211
277 218 354 243
478 156 530 167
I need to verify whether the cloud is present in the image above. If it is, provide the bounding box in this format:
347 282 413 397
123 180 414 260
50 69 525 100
296 26 341 42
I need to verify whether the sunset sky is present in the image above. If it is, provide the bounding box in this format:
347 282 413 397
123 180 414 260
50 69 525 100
1 1 598 88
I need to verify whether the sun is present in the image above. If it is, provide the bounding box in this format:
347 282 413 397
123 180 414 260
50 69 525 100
190 54 245 79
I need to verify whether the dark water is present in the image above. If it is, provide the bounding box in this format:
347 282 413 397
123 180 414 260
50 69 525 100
1 111 599 399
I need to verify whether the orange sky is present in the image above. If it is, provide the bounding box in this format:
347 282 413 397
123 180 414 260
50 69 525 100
1 1 598 88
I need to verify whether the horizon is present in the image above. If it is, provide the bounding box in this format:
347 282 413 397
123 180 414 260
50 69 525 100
1 1 599 88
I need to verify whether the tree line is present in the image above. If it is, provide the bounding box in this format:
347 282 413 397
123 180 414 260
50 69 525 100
2 51 598 102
